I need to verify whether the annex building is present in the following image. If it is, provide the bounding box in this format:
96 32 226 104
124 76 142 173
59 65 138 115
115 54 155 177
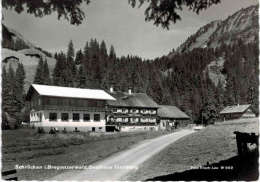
220 104 256 121
158 105 191 130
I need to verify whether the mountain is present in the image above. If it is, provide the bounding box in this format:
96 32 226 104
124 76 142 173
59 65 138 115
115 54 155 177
166 5 258 87
174 5 258 54
1 24 56 91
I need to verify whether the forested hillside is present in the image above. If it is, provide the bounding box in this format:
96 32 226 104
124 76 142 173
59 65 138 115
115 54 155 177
29 39 259 123
2 5 259 127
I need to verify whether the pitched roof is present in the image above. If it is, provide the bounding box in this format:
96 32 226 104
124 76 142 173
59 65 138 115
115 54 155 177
26 84 116 101
220 104 251 114
158 105 190 119
107 91 159 108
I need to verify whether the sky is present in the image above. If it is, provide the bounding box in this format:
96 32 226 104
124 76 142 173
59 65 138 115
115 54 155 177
2 0 258 59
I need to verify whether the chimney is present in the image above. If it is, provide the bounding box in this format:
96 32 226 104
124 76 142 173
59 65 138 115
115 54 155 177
110 86 114 93
128 88 132 95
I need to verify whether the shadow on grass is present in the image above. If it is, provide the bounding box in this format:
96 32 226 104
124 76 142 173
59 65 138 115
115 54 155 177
147 152 259 181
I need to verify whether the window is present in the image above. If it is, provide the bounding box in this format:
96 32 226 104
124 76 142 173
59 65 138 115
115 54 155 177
83 114 90 122
73 113 80 122
61 113 69 121
49 113 57 121
94 114 100 122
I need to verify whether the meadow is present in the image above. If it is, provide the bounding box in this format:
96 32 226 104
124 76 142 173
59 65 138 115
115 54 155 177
126 118 259 180
2 129 167 180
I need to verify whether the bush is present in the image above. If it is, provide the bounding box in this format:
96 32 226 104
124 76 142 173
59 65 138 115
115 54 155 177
62 128 67 133
37 127 45 134
49 128 56 134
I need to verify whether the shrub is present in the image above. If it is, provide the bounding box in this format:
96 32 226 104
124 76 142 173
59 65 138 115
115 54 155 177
37 127 45 134
49 128 56 134
62 128 67 133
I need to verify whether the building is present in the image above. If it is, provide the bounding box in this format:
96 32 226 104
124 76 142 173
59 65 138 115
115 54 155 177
26 84 116 132
106 88 159 131
158 105 190 130
220 104 256 121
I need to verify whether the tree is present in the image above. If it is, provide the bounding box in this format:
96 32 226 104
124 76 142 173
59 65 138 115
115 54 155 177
34 57 44 84
67 40 77 86
2 0 91 25
198 86 218 125
2 66 9 113
3 0 221 28
14 63 26 122
75 49 84 65
43 60 51 85
3 65 21 124
129 0 221 29
109 45 116 60
100 40 108 58
53 52 68 86
67 40 75 61
76 65 87 88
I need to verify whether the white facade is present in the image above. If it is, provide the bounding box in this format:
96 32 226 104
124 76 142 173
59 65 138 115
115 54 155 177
120 125 158 132
30 110 106 132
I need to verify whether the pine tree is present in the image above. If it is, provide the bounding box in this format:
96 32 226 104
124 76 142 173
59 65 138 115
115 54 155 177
75 49 83 65
53 52 68 86
67 40 75 61
109 45 116 60
100 40 108 58
34 57 44 84
14 63 26 122
3 65 19 121
43 60 51 85
76 65 87 88
67 40 77 87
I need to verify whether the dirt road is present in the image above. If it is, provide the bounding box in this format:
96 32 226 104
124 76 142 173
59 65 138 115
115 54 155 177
50 129 195 181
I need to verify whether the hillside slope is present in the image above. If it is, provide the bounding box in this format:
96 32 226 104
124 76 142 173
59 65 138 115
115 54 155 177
2 24 56 91
175 5 258 53
2 48 56 91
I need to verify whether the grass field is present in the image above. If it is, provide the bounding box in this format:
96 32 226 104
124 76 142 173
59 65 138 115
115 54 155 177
125 118 259 180
2 129 167 180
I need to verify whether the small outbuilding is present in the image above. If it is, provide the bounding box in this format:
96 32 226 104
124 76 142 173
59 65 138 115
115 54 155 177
220 104 256 121
158 105 190 130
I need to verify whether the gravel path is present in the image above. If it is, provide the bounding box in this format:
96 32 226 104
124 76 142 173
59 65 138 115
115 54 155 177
50 129 195 181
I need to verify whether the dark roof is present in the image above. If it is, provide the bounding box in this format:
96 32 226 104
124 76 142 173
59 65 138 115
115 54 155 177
158 105 190 119
220 104 251 114
107 91 159 108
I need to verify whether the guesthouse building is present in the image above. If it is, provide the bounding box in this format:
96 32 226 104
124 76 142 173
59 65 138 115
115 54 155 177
26 84 116 132
158 105 191 130
106 88 159 131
